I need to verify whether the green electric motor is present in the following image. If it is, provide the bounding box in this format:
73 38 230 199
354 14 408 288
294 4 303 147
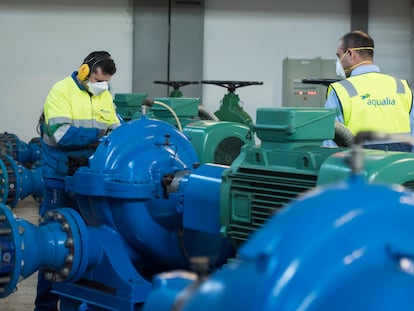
220 107 414 247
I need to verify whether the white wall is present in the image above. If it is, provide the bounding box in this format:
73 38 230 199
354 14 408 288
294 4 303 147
0 0 412 142
0 0 133 142
201 0 350 121
201 0 413 123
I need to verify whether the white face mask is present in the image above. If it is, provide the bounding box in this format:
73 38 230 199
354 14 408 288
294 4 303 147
87 81 109 96
336 59 346 79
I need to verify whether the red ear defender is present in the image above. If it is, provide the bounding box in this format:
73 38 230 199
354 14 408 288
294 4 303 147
78 63 90 81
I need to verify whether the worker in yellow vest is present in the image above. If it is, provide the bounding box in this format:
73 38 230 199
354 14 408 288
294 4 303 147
35 51 120 311
324 30 413 151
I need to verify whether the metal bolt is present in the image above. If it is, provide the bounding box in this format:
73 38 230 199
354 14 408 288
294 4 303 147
44 271 53 281
0 228 11 235
60 222 70 232
2 252 11 263
0 276 11 284
61 268 70 277
65 254 74 264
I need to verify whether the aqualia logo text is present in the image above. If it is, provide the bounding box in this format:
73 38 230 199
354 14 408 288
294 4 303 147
366 97 396 107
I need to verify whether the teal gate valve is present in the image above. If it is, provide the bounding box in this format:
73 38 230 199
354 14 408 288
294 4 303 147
201 80 263 127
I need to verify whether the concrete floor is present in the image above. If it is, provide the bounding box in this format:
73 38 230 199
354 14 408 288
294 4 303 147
2 196 39 311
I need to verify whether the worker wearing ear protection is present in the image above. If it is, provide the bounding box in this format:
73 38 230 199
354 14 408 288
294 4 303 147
35 51 120 311
324 30 414 151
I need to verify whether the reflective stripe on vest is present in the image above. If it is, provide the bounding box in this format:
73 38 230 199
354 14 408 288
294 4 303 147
331 72 412 135
43 76 119 144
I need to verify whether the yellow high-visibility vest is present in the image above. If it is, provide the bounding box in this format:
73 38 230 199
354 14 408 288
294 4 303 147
43 75 119 145
44 76 118 129
328 72 412 135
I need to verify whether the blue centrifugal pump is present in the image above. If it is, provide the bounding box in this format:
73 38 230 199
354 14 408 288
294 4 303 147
2 108 414 310
0 115 233 310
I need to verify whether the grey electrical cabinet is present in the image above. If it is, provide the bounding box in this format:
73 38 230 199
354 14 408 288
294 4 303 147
282 58 337 108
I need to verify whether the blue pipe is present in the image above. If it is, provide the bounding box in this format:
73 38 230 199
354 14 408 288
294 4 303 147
0 133 41 166
0 154 42 208
0 205 153 308
0 207 86 297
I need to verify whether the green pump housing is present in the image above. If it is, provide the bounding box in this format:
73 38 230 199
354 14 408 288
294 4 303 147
113 93 150 120
152 97 201 128
151 97 253 166
184 120 252 165
220 107 414 247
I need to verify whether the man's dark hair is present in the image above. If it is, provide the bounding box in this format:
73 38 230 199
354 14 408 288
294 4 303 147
83 51 116 76
340 30 374 58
